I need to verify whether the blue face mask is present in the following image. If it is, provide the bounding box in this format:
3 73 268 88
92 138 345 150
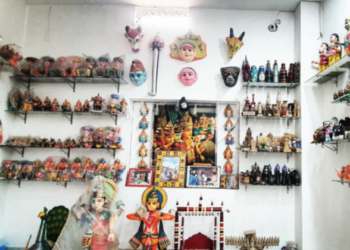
129 71 147 86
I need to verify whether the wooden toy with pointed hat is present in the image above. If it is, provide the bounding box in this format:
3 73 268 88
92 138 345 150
140 102 149 116
224 159 233 173
125 25 144 53
129 59 147 86
224 146 233 159
139 143 148 157
224 117 234 131
127 186 174 250
139 129 148 143
139 116 149 129
83 55 97 77
170 31 207 63
224 104 234 118
225 132 234 145
226 28 245 58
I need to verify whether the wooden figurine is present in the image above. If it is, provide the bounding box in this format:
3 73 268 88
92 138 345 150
328 33 342 65
338 89 345 97
139 129 148 143
257 102 263 117
224 160 233 173
139 143 148 157
224 118 234 131
140 102 149 116
281 101 288 117
224 146 233 159
311 42 329 72
138 158 148 168
243 128 253 151
83 99 90 112
251 139 257 152
127 187 174 250
224 104 234 117
225 132 234 145
139 116 149 129
283 135 292 153
74 100 83 112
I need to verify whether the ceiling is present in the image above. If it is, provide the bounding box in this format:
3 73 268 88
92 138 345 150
24 0 322 12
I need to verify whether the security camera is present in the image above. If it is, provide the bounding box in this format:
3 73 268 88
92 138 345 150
268 19 281 32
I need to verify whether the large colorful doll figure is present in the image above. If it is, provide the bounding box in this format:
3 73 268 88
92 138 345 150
170 31 207 63
127 186 174 250
178 67 198 86
129 60 147 86
328 33 342 66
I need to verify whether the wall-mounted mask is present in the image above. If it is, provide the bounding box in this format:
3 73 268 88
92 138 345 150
170 31 207 63
125 26 144 53
226 28 245 58
178 67 198 86
129 60 147 86
220 67 240 87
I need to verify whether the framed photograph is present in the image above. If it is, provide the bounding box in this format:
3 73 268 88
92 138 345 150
126 168 154 187
154 151 186 188
186 166 221 188
220 174 239 189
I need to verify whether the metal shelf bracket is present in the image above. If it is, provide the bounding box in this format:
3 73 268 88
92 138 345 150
59 148 71 158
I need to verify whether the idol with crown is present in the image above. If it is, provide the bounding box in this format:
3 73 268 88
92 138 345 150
127 186 174 250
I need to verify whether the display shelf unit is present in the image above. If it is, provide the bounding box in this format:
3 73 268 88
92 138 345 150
306 54 350 85
332 93 350 105
242 82 300 94
0 145 123 159
0 56 22 74
241 183 295 193
242 114 301 128
5 110 126 125
10 76 128 93
311 139 350 154
241 150 300 162
332 179 350 188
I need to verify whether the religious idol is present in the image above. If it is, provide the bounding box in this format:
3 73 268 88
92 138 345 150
242 55 250 82
178 67 198 86
225 132 234 145
125 26 144 53
224 118 234 131
90 93 107 112
129 60 147 86
226 28 245 58
139 143 148 157
224 146 233 159
163 122 180 150
75 100 83 112
139 129 148 143
170 31 207 62
224 160 233 173
224 104 234 118
311 42 329 72
220 66 240 87
139 116 149 129
22 89 34 111
140 102 149 116
127 187 174 250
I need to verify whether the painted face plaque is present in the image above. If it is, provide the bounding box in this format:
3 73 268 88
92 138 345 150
226 28 245 58
220 67 240 87
125 26 144 53
170 31 207 63
129 60 147 86
178 67 198 86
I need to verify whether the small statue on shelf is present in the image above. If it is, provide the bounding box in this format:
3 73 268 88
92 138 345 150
39 56 55 77
22 90 34 111
224 146 233 159
113 159 126 182
257 102 263 117
339 89 344 98
43 96 52 111
90 93 106 112
83 100 90 112
111 56 124 78
311 42 329 72
53 56 68 77
333 92 339 100
127 186 174 250
139 143 148 157
52 98 60 112
243 128 253 151
33 96 43 111
107 94 121 114
120 98 128 114
84 56 97 77
68 56 84 77
20 57 41 77
61 99 72 112
8 88 23 111
139 116 149 129
328 33 342 65
74 100 83 112
78 126 93 148
94 127 106 148
95 54 112 77
337 18 350 55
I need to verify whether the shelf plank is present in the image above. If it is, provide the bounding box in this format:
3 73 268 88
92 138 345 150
10 76 128 84
0 56 22 74
331 93 350 104
242 82 300 88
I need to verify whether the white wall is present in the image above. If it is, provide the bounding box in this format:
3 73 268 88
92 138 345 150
300 1 350 250
0 0 27 245
0 4 300 248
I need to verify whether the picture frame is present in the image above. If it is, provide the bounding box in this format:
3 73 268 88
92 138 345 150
220 174 239 189
126 168 154 187
186 166 221 188
154 151 186 188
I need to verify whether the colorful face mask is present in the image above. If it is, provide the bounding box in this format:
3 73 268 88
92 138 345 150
226 28 245 58
129 60 147 86
178 67 198 86
170 31 207 63
125 26 144 53
220 67 240 87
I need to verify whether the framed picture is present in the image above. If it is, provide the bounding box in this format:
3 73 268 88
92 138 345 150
126 168 154 187
154 151 186 188
186 166 220 188
220 174 239 189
